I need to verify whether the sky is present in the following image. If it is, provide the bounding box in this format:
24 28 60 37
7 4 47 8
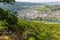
16 0 60 3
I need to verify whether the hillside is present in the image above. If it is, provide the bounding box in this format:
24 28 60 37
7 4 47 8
0 19 60 40
0 2 41 12
17 5 60 21
1 1 60 40
1 2 60 12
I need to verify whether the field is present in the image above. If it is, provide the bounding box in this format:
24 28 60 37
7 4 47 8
17 19 60 40
0 19 60 40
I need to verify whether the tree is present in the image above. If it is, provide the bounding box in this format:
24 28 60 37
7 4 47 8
0 0 17 26
0 0 17 27
0 0 15 4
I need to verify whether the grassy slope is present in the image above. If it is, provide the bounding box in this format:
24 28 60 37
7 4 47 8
0 19 60 40
18 19 60 40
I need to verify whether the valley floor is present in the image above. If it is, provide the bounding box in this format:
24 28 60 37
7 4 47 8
32 21 60 24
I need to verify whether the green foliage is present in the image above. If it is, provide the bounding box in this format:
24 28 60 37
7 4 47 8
0 0 16 25
0 1 60 40
0 8 17 25
0 0 15 4
0 8 8 20
17 19 60 40
0 8 60 40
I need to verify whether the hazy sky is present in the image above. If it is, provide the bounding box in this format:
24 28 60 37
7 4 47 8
16 0 60 3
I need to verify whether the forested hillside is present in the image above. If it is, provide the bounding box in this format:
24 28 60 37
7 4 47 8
0 2 41 12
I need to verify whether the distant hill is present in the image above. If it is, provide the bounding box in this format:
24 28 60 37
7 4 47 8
0 2 60 12
17 5 60 21
42 2 60 5
0 2 41 12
